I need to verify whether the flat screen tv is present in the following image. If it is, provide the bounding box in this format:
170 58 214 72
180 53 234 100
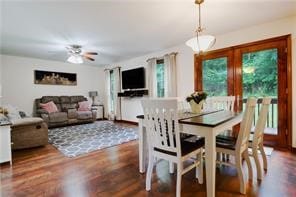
122 67 145 90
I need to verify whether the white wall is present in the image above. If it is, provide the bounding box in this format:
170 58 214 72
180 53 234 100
0 56 3 105
0 55 105 115
109 16 296 147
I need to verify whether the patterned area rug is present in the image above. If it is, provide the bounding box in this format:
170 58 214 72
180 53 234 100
48 121 138 157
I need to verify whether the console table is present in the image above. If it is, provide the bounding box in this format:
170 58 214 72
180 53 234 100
0 121 12 165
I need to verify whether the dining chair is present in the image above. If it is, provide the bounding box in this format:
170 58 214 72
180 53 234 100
141 98 204 197
216 97 257 194
204 96 235 112
249 97 271 180
206 96 236 161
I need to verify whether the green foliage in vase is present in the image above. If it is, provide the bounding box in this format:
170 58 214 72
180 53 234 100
186 92 208 104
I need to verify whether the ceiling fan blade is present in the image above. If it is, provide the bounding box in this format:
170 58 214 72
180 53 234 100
84 52 98 55
84 55 95 61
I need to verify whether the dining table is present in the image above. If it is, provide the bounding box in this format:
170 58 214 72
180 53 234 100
137 110 243 197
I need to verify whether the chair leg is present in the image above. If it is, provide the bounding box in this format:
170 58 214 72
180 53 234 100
196 151 203 184
176 161 183 197
259 143 268 171
235 154 246 194
253 146 263 180
243 150 253 181
146 154 154 191
169 161 174 174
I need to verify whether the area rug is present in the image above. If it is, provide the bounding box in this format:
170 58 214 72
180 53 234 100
48 121 138 157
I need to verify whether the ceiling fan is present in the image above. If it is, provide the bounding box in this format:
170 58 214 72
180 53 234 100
66 45 98 64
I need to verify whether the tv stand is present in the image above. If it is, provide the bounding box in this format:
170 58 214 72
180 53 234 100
118 89 148 97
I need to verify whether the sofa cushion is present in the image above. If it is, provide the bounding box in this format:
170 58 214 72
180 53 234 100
70 96 87 104
60 96 71 104
77 111 92 120
11 117 44 128
68 109 78 119
78 101 92 111
40 101 59 113
48 112 68 123
41 96 60 104
61 103 77 112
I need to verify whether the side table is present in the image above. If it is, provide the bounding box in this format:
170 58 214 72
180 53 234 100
0 121 12 165
92 105 104 120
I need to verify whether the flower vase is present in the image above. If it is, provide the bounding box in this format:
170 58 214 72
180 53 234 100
189 100 204 114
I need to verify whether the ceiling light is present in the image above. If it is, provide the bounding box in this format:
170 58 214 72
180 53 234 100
186 0 215 54
67 55 83 64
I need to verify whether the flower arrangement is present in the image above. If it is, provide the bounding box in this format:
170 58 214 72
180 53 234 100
186 91 208 104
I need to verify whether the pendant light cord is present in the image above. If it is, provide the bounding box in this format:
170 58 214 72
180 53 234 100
196 2 202 53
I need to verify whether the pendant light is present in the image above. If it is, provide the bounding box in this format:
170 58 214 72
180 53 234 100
186 0 215 53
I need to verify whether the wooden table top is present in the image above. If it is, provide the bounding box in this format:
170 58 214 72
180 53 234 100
179 111 242 127
137 110 242 128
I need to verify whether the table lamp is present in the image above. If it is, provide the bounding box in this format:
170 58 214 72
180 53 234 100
89 91 98 105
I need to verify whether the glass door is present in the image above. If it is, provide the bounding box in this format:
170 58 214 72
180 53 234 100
194 36 290 148
235 39 288 147
195 50 235 97
242 49 278 135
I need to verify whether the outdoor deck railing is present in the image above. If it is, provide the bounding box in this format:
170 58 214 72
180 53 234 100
242 98 278 134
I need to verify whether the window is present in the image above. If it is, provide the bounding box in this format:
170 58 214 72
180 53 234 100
156 59 165 97
110 70 115 112
202 57 228 96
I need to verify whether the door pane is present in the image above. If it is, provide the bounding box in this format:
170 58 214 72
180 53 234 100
202 57 227 96
242 48 278 135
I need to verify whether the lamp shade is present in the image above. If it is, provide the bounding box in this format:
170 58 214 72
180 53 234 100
67 55 83 64
89 91 98 97
186 35 216 53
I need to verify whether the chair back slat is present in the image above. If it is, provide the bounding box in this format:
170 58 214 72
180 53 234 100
236 98 257 152
253 97 272 145
205 96 235 112
141 99 180 155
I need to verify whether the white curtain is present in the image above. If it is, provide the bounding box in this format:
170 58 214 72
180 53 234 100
104 70 110 119
147 58 157 97
164 53 177 97
113 67 122 120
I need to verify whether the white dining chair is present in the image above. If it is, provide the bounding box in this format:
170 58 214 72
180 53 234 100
206 96 236 161
141 98 204 197
249 97 271 180
204 96 235 112
216 97 257 194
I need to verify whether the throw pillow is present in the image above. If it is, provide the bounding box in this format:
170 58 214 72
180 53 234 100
78 101 92 111
2 104 21 121
40 101 58 113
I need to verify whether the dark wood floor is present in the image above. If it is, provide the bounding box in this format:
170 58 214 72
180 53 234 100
1 123 296 197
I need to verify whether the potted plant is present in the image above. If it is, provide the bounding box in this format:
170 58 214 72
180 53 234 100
186 91 207 113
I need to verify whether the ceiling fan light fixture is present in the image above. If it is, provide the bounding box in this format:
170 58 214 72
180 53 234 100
67 55 83 64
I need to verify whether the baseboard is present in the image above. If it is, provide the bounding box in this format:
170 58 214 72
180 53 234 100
115 119 138 125
292 147 296 154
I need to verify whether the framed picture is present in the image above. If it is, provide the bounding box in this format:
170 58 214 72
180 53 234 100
34 70 77 86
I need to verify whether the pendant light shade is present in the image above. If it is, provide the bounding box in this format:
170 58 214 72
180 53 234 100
186 0 215 53
186 35 216 53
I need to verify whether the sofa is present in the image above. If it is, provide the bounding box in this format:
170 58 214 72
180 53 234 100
11 117 48 150
35 96 97 128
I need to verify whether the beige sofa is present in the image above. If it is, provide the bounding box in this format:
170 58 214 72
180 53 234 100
35 96 97 128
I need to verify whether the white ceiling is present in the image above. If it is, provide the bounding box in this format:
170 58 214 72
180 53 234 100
1 0 296 66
